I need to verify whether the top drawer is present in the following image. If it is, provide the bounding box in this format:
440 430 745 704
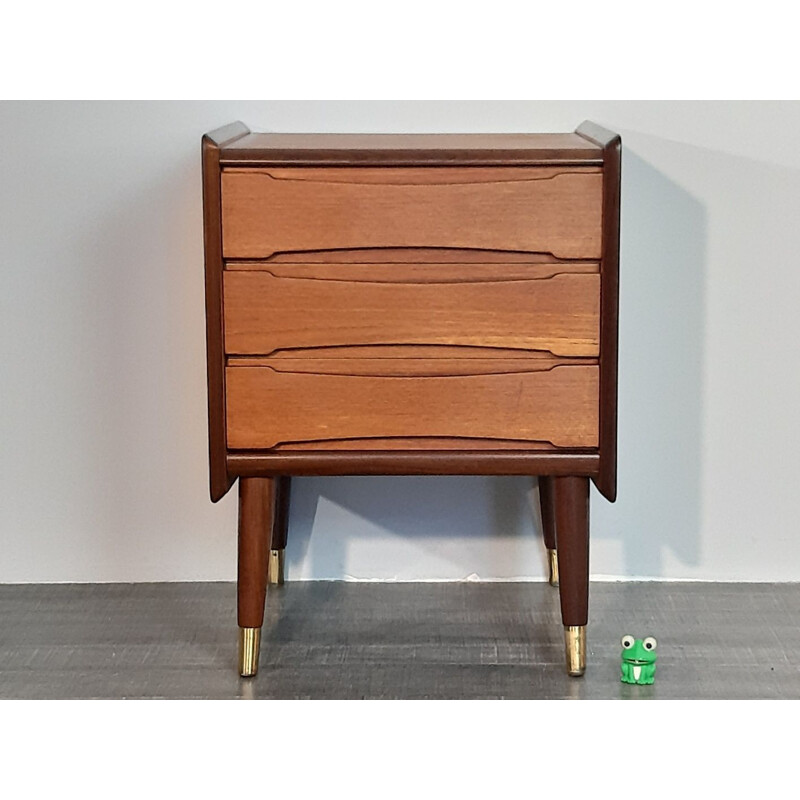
221 167 603 260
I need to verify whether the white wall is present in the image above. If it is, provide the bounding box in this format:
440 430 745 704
2 101 799 583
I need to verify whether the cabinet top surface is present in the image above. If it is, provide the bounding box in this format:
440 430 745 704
217 132 604 166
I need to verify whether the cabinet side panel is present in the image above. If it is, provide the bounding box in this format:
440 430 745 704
577 122 621 502
203 135 235 502
598 136 621 502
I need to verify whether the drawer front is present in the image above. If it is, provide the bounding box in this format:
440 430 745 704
221 167 602 260
226 365 599 450
223 265 600 358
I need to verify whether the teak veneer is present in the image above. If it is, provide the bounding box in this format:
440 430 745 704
201 122 621 679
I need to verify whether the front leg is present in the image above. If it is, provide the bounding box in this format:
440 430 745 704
237 477 276 677
553 476 590 676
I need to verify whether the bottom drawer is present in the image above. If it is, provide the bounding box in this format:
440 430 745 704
226 363 598 450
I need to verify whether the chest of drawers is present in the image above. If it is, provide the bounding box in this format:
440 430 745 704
202 122 621 680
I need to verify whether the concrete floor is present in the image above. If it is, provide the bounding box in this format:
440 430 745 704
1 581 798 699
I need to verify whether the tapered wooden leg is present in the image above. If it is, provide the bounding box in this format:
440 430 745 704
553 476 590 677
238 477 276 677
538 476 559 586
268 476 291 586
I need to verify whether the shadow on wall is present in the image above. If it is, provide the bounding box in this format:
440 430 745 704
286 141 709 581
592 141 707 577
77 149 217 576
287 475 538 580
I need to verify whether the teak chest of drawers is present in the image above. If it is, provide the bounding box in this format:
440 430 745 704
202 122 621 679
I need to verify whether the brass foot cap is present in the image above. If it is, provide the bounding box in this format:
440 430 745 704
547 549 559 587
564 625 586 677
268 549 285 586
239 627 261 677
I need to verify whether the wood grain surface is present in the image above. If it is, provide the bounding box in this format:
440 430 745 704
226 365 599 450
576 121 621 502
224 261 598 275
268 438 561 451
218 132 604 167
202 122 250 502
227 355 595 376
538 476 557 551
223 267 600 358
272 476 292 551
237 477 274 628
262 248 583 264
227 451 600 476
221 167 602 260
553 476 590 626
203 124 619 501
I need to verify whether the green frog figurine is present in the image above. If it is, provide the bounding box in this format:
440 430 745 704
620 635 658 685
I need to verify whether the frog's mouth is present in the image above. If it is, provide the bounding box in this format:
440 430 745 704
623 658 650 665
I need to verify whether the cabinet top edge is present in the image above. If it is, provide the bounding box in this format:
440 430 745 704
211 129 608 166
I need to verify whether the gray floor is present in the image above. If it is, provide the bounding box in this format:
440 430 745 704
1 581 799 699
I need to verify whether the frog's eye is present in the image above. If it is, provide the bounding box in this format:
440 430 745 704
643 637 658 651
621 635 635 649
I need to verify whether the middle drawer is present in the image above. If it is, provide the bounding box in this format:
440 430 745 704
223 263 600 358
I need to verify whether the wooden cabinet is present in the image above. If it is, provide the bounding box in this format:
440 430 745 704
202 122 621 680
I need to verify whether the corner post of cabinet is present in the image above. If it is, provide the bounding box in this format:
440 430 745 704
575 121 621 503
202 122 250 502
